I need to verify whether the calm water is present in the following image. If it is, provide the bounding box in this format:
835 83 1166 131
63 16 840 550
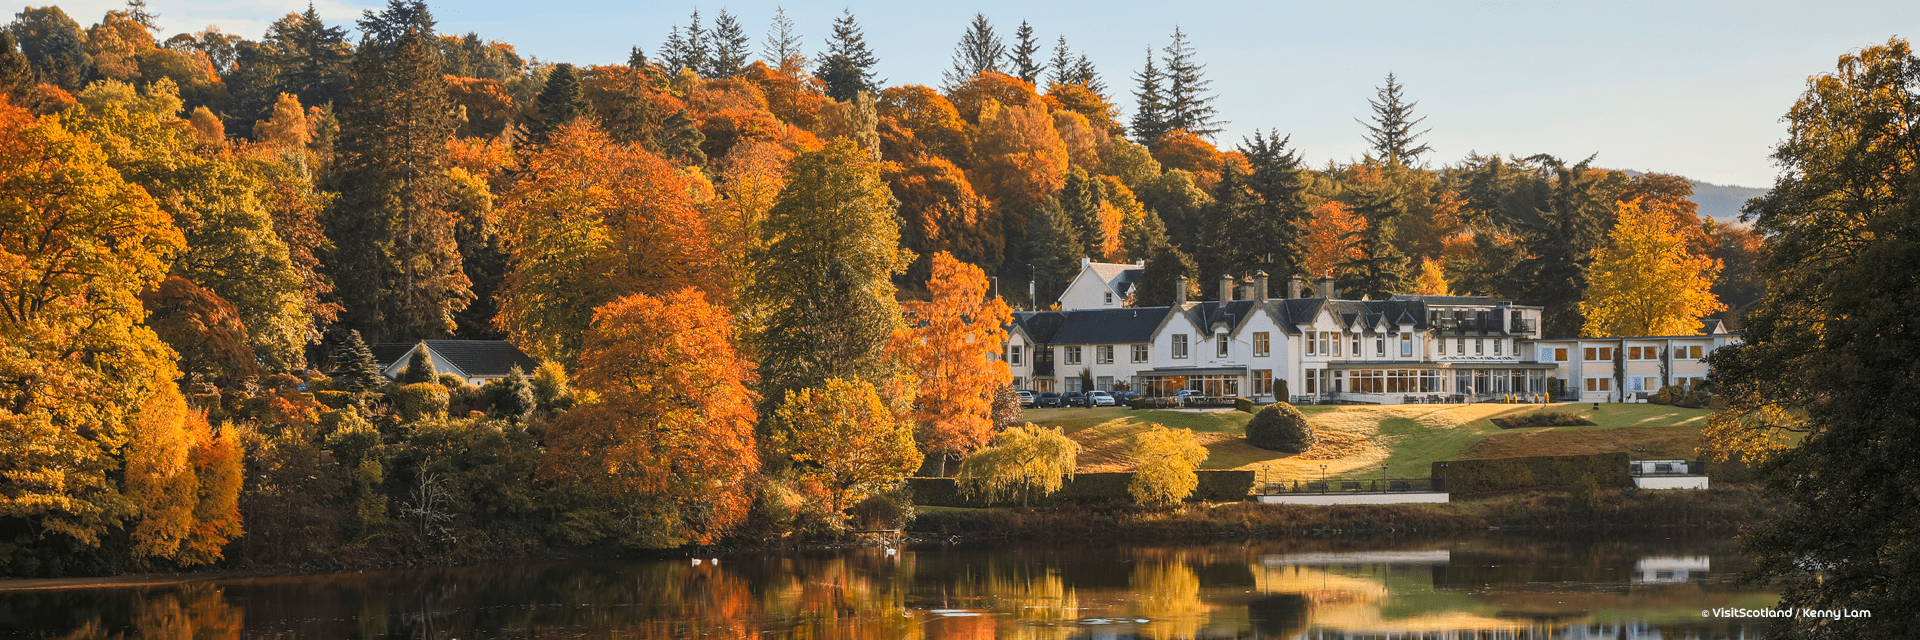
0 532 1777 639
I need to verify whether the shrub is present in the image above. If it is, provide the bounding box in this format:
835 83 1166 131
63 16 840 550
1127 425 1208 507
1245 402 1315 453
392 382 450 421
1679 389 1703 408
531 362 577 413
399 344 437 384
1433 452 1630 494
1235 397 1254 413
313 390 353 410
1653 386 1675 405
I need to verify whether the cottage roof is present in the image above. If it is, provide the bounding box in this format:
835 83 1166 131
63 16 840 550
1050 307 1172 345
372 340 540 379
1011 311 1069 344
1083 262 1144 300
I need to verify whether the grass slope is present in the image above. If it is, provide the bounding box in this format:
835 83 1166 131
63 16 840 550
1024 403 1714 483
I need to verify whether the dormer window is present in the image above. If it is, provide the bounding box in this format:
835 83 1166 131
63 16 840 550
1400 333 1412 357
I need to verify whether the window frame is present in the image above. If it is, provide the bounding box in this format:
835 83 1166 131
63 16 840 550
1131 344 1149 363
1172 334 1189 359
1217 333 1230 358
1065 346 1083 365
1253 332 1270 357
1400 333 1412 357
1009 345 1022 365
1096 344 1114 364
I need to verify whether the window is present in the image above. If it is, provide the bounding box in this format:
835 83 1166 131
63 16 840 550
1253 332 1271 357
1132 344 1149 363
1096 345 1114 364
1585 347 1614 361
1253 369 1273 395
1493 339 1501 355
1172 334 1188 359
1688 345 1703 359
1600 347 1613 361
1104 291 1114 305
1097 376 1114 391
1066 377 1083 392
1457 338 1465 355
1306 332 1317 356
1400 333 1412 357
1013 376 1026 389
1554 348 1568 362
1643 376 1660 391
1628 346 1642 360
1585 377 1612 392
1217 334 1230 357
1065 346 1082 365
1475 339 1484 355
1352 335 1361 357
1332 333 1341 356
1375 336 1386 357
1009 345 1023 365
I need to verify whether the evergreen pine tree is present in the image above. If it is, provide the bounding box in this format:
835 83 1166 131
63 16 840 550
529 62 594 143
659 108 708 166
1072 54 1105 95
1048 36 1076 87
0 32 32 104
1134 235 1199 307
1161 26 1222 138
1358 72 1433 166
124 0 161 31
1023 200 1087 306
815 9 882 102
327 13 470 342
356 0 435 53
708 9 750 77
400 342 437 384
331 330 386 392
1060 169 1107 259
659 10 708 75
489 366 536 421
1008 21 1043 84
658 25 690 72
762 7 806 72
943 13 1004 89
1338 223 1413 299
1197 163 1257 288
1130 48 1170 144
627 46 648 68
10 6 93 91
1239 131 1311 277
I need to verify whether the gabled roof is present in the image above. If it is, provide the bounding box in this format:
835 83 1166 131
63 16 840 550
1183 300 1258 335
373 340 540 379
1011 311 1068 344
1321 299 1430 333
1050 307 1172 345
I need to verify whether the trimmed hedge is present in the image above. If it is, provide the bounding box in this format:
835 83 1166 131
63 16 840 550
909 470 1255 507
1246 403 1315 453
1235 397 1254 413
1432 452 1630 494
1703 453 1763 483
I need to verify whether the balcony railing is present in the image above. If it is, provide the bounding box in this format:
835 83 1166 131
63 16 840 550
1510 319 1538 334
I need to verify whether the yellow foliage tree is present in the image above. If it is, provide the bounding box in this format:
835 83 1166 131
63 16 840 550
1580 198 1725 337
772 377 923 523
895 253 1013 472
1126 425 1209 508
954 423 1080 506
1300 200 1366 280
1412 257 1451 296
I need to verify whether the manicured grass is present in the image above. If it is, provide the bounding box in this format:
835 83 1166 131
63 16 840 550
1022 403 1715 483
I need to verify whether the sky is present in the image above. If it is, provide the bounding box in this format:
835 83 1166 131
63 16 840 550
40 0 1920 188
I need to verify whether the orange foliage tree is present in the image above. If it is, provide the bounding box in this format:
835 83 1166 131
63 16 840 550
538 289 759 548
495 120 727 366
1300 200 1367 279
894 253 1014 472
1044 81 1122 136
887 156 1000 282
1150 129 1224 191
971 97 1068 223
1580 198 1725 337
140 276 257 382
877 85 971 163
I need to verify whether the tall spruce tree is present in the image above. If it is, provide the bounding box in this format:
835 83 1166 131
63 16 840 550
1130 48 1170 144
1071 54 1105 95
1008 21 1043 84
762 7 806 71
1511 154 1626 336
943 13 1004 89
1023 200 1087 307
708 9 750 77
659 10 707 75
1359 72 1433 166
816 9 882 102
1060 169 1107 259
1239 131 1311 277
0 32 31 104
1160 26 1222 138
529 62 593 143
1048 36 1076 86
326 8 469 342
1196 163 1258 288
1337 222 1412 299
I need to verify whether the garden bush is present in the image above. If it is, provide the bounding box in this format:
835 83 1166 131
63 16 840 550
392 382 451 421
1245 402 1315 453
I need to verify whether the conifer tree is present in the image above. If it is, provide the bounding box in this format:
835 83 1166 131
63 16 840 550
331 330 385 392
1197 163 1258 287
944 13 1004 89
529 62 593 143
1048 36 1077 87
1008 21 1043 83
327 11 470 341
1161 26 1222 138
9 6 91 91
1134 235 1199 307
1060 169 1108 260
761 7 806 71
400 342 437 384
1130 48 1170 144
816 9 882 102
1023 200 1087 306
708 9 750 77
659 10 707 75
1359 72 1433 166
1338 222 1413 299
1238 131 1311 277
1072 54 1105 95
0 33 32 104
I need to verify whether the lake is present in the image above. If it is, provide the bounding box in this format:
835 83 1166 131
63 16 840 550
0 531 1776 639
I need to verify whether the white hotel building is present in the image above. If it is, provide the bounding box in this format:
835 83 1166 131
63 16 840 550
1003 260 1739 404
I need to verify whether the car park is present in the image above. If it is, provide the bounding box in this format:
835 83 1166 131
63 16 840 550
1086 390 1116 407
1064 391 1089 407
1037 392 1063 408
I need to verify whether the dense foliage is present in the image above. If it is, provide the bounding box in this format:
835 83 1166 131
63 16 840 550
1244 403 1315 453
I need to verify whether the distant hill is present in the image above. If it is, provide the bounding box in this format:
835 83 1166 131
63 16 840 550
1617 170 1769 224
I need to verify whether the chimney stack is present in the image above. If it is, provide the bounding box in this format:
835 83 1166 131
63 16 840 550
1175 275 1189 305
1219 274 1234 302
1253 270 1270 302
1316 275 1339 300
1287 276 1305 299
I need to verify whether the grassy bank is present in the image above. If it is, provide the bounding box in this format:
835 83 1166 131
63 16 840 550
909 484 1769 541
1024 403 1714 482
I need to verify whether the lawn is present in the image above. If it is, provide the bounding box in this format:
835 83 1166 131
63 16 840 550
1021 403 1715 484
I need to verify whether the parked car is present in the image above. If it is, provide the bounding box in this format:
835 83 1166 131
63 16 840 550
1111 390 1141 404
1037 392 1063 408
1171 389 1203 406
1064 391 1089 407
1016 389 1035 408
1086 390 1116 407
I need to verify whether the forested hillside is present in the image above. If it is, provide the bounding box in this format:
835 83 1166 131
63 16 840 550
0 0 1764 574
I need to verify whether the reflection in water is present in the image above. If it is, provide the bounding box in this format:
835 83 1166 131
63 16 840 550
0 533 1776 639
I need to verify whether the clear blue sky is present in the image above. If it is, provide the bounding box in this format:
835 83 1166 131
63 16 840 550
56 0 1920 188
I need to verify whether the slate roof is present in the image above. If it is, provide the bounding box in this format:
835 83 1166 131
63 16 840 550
1011 311 1068 344
1049 307 1171 345
1183 300 1258 334
373 340 541 378
1083 262 1144 300
1323 300 1430 332
1388 294 1517 306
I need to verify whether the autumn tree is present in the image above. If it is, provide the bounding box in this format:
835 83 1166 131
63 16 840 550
495 120 725 366
771 377 922 523
887 155 999 283
896 253 1014 474
1300 201 1366 281
749 139 906 416
1359 73 1432 166
140 276 258 383
327 10 470 342
1412 258 1451 296
954 424 1080 506
1128 425 1209 507
1580 199 1723 337
1702 38 1920 639
539 289 759 548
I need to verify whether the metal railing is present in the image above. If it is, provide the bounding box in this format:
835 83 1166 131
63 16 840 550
1255 477 1443 495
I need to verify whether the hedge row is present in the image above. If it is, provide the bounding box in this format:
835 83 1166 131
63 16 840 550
908 471 1255 508
1432 452 1630 494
